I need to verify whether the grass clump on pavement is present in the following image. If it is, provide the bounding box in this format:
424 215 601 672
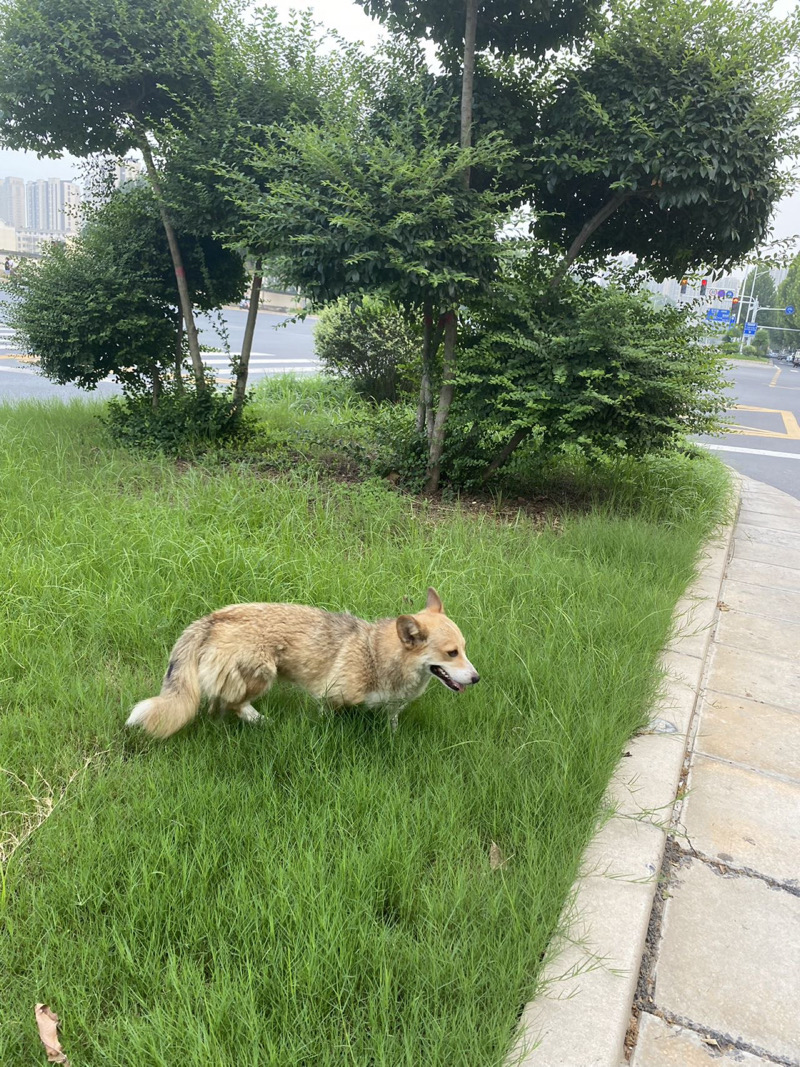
0 399 730 1066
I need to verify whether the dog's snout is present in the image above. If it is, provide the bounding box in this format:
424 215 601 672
471 673 480 685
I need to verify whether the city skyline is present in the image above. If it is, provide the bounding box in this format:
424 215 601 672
0 173 81 233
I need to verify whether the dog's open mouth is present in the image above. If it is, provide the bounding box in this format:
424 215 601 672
430 665 465 693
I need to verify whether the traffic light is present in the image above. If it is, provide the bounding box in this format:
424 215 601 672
680 278 688 295
700 279 708 298
731 297 740 318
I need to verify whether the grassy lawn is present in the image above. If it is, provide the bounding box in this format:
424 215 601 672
1 396 730 1066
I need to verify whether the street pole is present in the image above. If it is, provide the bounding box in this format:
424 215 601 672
739 264 761 355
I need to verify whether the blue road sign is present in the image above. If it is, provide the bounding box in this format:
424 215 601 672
743 322 758 336
786 305 795 315
725 290 734 299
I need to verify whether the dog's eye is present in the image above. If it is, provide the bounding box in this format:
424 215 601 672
447 649 458 658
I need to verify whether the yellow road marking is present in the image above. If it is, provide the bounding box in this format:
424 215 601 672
770 366 782 387
730 405 800 440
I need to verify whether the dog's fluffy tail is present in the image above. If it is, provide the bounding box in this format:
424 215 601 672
126 622 205 738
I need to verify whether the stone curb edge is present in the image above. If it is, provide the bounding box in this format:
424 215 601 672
508 478 742 1067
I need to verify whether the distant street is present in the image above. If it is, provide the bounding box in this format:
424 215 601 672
0 292 319 400
696 359 800 500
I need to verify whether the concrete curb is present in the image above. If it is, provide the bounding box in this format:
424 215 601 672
509 482 741 1067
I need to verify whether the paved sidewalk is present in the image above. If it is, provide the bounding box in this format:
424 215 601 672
630 475 800 1067
513 475 800 1066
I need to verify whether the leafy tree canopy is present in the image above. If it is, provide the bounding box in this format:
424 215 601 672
0 0 221 156
220 66 514 312
533 0 800 279
356 0 602 60
5 184 244 390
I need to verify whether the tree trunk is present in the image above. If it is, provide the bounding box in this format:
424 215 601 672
424 311 457 493
461 0 479 167
419 1 478 487
137 136 206 389
482 426 531 481
551 190 631 288
233 258 263 416
417 305 434 435
174 309 184 394
152 366 161 410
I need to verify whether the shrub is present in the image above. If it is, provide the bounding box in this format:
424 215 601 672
314 295 419 403
447 258 730 486
104 384 244 455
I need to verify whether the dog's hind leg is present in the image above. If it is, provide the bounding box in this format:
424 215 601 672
225 660 277 726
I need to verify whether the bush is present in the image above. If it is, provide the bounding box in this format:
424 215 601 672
314 295 419 403
447 258 730 486
104 384 245 455
5 184 246 399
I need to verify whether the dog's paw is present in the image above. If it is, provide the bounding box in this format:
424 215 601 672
237 704 263 725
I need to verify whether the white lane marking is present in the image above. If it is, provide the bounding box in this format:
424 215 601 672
701 443 800 461
202 357 317 365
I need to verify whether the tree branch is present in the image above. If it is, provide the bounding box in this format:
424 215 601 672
551 190 631 289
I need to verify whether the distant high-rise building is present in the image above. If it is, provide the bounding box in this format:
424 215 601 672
25 178 82 233
0 176 26 229
115 160 143 187
26 179 49 230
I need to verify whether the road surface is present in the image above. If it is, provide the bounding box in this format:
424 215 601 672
696 359 800 500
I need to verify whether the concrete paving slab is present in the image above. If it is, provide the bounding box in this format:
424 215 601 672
607 731 687 821
653 859 800 1063
631 1012 775 1066
721 579 800 623
660 649 705 687
737 507 799 532
738 486 800 514
682 754 800 883
715 610 800 659
725 556 800 593
734 523 799 551
647 680 698 737
669 595 718 659
697 691 800 782
512 818 664 1066
731 535 800 571
706 642 800 710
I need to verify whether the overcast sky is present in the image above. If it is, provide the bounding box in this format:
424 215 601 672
1 0 797 242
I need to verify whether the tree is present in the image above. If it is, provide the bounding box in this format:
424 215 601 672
5 184 244 401
160 8 365 413
222 59 514 491
0 0 224 386
533 0 799 282
354 1 603 490
778 255 800 353
740 267 780 333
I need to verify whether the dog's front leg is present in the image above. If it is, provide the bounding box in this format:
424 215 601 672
388 704 406 733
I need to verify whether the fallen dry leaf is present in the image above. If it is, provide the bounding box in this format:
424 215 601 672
717 601 730 612
489 841 506 870
35 1004 70 1065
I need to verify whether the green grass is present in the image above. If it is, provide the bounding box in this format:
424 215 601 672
0 399 731 1066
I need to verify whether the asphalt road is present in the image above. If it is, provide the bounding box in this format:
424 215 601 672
696 359 800 500
0 294 318 400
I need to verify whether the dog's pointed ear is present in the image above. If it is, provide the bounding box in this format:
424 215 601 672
397 615 428 648
426 587 443 613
